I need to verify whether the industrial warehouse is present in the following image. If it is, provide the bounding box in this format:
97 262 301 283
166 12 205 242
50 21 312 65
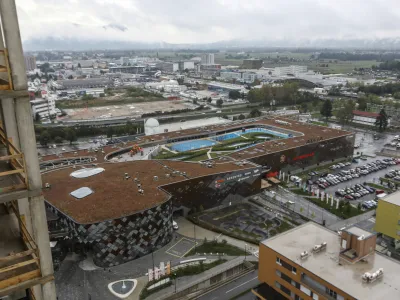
40 117 355 267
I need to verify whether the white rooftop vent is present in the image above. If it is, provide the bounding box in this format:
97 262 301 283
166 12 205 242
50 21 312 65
358 235 365 241
45 183 51 188
70 168 105 179
313 242 327 253
362 268 384 283
154 176 158 181
300 251 309 259
70 187 93 199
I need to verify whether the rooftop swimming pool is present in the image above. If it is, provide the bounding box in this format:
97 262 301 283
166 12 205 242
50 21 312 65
170 139 216 152
213 127 291 141
169 127 291 152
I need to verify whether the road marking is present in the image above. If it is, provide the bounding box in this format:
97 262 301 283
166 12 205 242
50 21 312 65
225 276 258 293
165 237 197 258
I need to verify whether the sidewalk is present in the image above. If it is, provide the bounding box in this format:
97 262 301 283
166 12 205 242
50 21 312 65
146 256 253 300
176 217 259 253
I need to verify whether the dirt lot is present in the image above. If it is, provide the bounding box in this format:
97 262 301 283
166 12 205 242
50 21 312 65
63 101 188 120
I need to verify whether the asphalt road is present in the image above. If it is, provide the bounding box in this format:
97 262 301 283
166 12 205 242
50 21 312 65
264 189 340 226
196 270 260 300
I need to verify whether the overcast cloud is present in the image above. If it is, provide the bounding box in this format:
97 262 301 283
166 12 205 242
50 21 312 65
16 0 400 44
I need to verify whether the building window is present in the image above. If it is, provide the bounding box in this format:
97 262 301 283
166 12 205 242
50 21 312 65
326 287 338 299
280 258 297 274
276 257 282 265
275 281 291 296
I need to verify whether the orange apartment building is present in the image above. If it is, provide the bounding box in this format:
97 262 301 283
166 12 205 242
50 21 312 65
252 222 400 300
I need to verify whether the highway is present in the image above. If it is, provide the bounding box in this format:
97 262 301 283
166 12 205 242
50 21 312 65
196 270 260 300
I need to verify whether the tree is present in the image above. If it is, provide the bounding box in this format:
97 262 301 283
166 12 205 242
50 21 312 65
39 131 51 146
77 63 81 68
177 78 184 85
68 75 73 79
207 97 212 103
35 112 41 122
238 114 246 120
337 100 355 125
193 98 198 105
357 202 362 212
300 102 308 113
320 99 332 121
54 136 64 144
64 128 77 145
216 99 223 108
375 108 388 131
160 87 165 93
357 97 368 111
249 109 262 118
107 127 115 139
228 90 241 100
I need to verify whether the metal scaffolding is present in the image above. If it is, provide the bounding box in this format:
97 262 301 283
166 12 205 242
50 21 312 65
0 1 56 299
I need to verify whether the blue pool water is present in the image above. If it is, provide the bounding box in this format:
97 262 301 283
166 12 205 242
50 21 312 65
169 127 291 152
213 127 290 141
170 139 216 152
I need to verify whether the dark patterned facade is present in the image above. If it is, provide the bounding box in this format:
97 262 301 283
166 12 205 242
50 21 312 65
46 200 173 267
249 134 355 173
162 167 263 211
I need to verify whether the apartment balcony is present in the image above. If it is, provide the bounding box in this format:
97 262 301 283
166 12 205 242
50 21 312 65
0 202 53 297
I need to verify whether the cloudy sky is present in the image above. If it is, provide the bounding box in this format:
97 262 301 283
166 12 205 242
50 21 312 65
16 0 400 44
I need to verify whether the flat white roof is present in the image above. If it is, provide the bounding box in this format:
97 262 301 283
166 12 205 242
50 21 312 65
262 222 400 300
380 191 400 206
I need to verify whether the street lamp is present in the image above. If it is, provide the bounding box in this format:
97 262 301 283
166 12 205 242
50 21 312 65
174 273 177 293
244 243 247 260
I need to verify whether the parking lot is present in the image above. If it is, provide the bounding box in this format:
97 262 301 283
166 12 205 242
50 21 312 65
308 156 400 208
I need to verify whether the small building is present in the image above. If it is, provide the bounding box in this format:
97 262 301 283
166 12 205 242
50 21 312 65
31 98 56 119
253 222 400 300
109 66 146 74
352 110 380 126
241 59 263 69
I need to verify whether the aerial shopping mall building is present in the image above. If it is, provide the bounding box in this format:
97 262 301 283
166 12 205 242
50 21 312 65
40 117 355 267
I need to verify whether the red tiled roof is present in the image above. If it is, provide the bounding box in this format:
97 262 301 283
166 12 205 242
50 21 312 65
352 110 379 118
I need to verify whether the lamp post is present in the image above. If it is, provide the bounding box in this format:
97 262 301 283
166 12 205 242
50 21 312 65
174 273 177 293
244 243 247 260
194 224 197 253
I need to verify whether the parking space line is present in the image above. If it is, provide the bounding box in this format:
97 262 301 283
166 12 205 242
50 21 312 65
165 237 197 258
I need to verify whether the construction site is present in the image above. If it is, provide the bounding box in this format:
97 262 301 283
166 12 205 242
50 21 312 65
0 1 57 299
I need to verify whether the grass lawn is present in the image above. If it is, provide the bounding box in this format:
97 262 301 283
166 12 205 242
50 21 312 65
366 182 389 190
185 154 210 162
185 240 245 257
310 121 328 127
304 196 368 219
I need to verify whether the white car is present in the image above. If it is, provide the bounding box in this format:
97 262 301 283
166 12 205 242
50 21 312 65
172 221 179 230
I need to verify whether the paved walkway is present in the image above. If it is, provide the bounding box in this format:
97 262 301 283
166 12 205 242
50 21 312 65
146 256 255 300
176 217 259 253
328 210 376 231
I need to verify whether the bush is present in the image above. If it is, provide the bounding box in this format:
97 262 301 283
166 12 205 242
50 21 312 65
54 136 64 144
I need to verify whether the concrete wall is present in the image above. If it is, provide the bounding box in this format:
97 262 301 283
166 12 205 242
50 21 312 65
375 200 400 240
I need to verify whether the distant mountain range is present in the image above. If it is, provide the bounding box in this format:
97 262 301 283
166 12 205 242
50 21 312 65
22 37 400 51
